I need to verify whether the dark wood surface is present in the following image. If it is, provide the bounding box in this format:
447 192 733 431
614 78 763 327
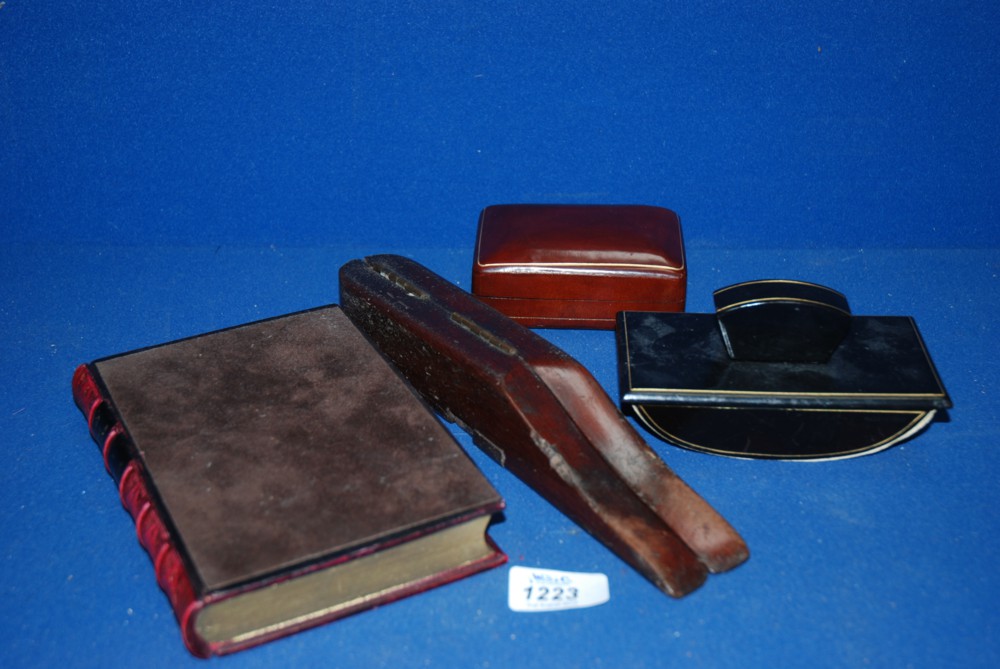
340 254 748 597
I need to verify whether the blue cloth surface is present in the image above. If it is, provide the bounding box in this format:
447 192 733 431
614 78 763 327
2 3 998 668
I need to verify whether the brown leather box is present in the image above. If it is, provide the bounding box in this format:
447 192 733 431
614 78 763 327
472 204 686 329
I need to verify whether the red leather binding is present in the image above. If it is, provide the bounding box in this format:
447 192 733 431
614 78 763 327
72 364 104 435
72 365 205 657
72 320 507 657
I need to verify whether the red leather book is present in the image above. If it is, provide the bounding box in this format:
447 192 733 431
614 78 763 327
72 306 505 657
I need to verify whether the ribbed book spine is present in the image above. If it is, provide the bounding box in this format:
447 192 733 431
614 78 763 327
72 365 206 657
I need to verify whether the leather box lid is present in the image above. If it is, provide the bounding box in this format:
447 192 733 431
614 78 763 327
473 204 686 303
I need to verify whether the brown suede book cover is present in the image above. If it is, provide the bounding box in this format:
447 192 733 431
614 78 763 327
73 305 505 657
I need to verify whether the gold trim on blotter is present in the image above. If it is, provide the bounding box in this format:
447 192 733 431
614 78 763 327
713 278 848 299
714 296 851 317
633 406 933 461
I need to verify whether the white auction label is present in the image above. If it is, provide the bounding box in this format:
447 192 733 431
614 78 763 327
507 566 610 612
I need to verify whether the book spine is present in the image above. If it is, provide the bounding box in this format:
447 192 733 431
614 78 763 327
72 364 208 658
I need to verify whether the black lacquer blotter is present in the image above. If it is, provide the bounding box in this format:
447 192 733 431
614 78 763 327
616 280 951 460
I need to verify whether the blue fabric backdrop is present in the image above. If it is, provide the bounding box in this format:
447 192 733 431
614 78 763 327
2 3 998 668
